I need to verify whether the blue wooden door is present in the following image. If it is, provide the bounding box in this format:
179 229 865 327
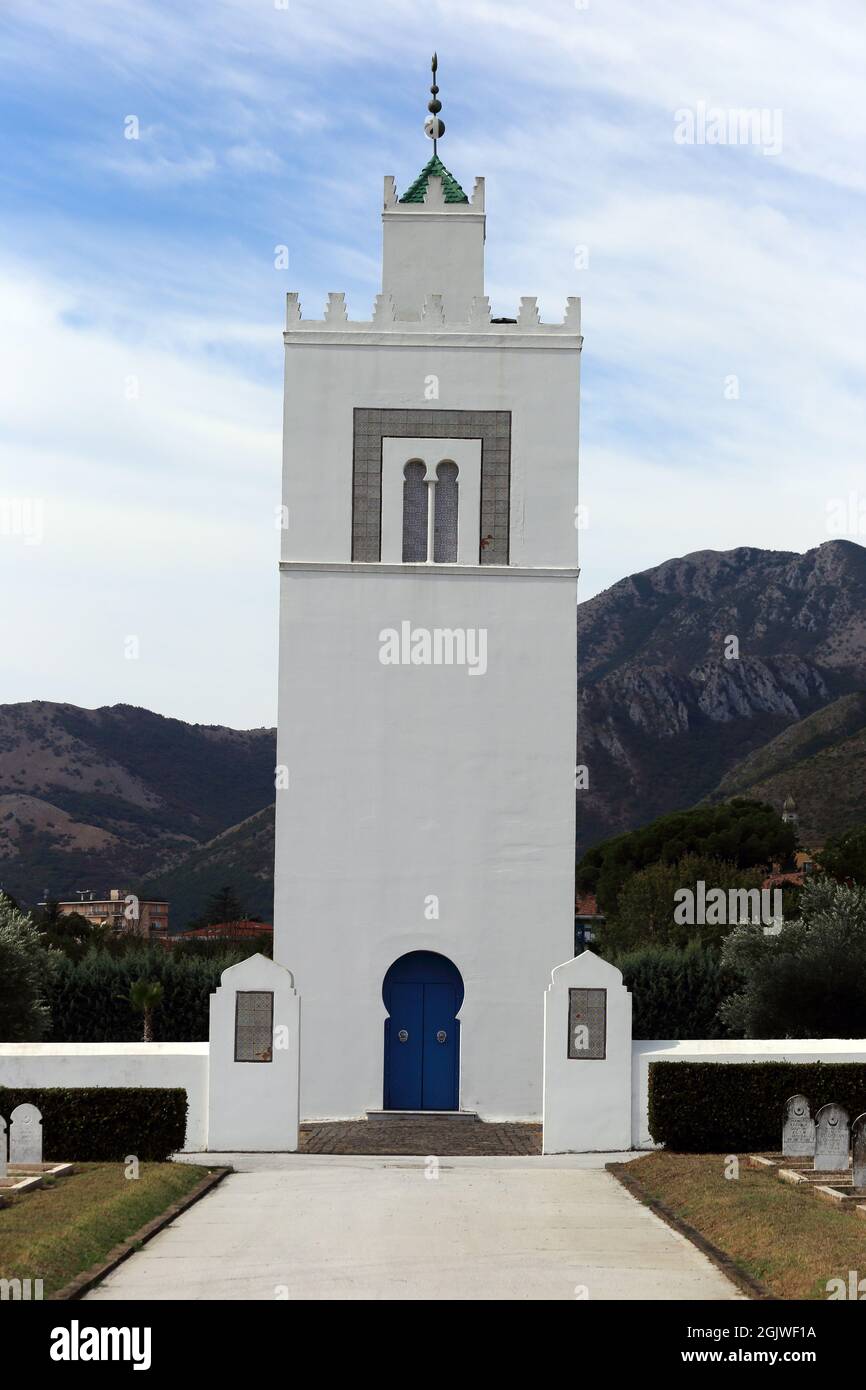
387 982 424 1110
384 953 462 1111
421 982 458 1110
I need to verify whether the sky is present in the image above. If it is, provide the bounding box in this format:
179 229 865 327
0 0 864 729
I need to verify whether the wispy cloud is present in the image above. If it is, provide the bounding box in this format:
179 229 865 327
1 0 864 724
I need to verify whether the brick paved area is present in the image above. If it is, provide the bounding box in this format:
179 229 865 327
299 1117 542 1155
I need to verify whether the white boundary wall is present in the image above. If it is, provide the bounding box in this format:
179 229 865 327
543 953 632 1153
4 1033 866 1154
207 955 300 1151
633 1039 866 1150
0 1043 209 1151
0 956 300 1154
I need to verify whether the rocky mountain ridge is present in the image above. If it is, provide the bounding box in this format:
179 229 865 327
1 540 864 920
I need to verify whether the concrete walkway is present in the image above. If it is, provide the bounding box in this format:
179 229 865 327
86 1153 744 1301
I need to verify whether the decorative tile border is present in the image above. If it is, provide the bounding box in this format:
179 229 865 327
351 408 511 564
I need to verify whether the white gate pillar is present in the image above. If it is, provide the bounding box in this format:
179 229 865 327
207 953 300 1151
542 952 632 1153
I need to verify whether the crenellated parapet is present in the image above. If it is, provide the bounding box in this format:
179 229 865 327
285 291 582 340
384 171 486 212
286 154 583 342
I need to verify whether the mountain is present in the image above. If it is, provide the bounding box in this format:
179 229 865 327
140 805 275 927
702 693 866 844
3 541 865 923
577 540 866 851
0 702 275 913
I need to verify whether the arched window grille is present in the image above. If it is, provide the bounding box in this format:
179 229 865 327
402 461 428 562
433 461 459 563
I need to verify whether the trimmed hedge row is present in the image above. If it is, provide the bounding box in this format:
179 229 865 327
0 1087 187 1161
46 951 240 1042
617 942 737 1039
648 1061 866 1152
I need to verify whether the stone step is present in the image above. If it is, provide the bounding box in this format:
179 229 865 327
364 1109 480 1124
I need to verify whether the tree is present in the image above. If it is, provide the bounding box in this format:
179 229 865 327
34 900 106 961
129 978 164 1042
577 799 795 916
719 877 866 1037
599 853 765 954
188 884 246 931
820 826 866 886
0 894 53 1041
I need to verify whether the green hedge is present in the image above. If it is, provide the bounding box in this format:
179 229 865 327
648 1061 866 1151
0 1087 187 1161
617 942 737 1039
46 950 241 1042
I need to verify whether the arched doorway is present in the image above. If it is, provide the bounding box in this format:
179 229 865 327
383 951 463 1111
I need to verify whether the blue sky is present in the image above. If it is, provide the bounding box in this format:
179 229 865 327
1 1 864 727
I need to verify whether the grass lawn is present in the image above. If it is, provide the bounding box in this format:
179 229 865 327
0 1161 216 1297
621 1152 866 1300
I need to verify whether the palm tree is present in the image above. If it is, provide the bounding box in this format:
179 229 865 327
129 978 164 1042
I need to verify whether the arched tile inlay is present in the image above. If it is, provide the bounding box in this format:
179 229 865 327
402 461 428 562
352 408 511 564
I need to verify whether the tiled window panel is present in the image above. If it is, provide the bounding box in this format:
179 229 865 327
402 462 428 562
433 461 459 562
567 987 607 1061
234 990 274 1063
352 409 511 564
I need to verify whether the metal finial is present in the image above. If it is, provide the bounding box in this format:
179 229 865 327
424 51 444 154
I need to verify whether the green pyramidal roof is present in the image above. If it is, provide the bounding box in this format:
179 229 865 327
399 154 469 204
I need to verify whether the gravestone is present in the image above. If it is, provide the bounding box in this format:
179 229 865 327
814 1103 849 1172
852 1113 866 1189
782 1094 815 1158
9 1104 43 1165
0 1115 6 1179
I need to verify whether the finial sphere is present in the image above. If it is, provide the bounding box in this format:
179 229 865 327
425 116 445 141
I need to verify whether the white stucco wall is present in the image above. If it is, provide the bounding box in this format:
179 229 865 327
274 565 577 1120
543 953 632 1153
207 954 300 1151
274 162 580 1122
633 1039 866 1150
381 184 486 322
0 1044 209 1151
280 333 581 570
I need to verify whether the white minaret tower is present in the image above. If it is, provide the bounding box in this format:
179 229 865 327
274 60 581 1120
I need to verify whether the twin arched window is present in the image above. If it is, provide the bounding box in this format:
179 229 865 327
401 460 459 563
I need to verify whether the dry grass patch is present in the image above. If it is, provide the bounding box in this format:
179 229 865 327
623 1151 866 1300
0 1161 214 1296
